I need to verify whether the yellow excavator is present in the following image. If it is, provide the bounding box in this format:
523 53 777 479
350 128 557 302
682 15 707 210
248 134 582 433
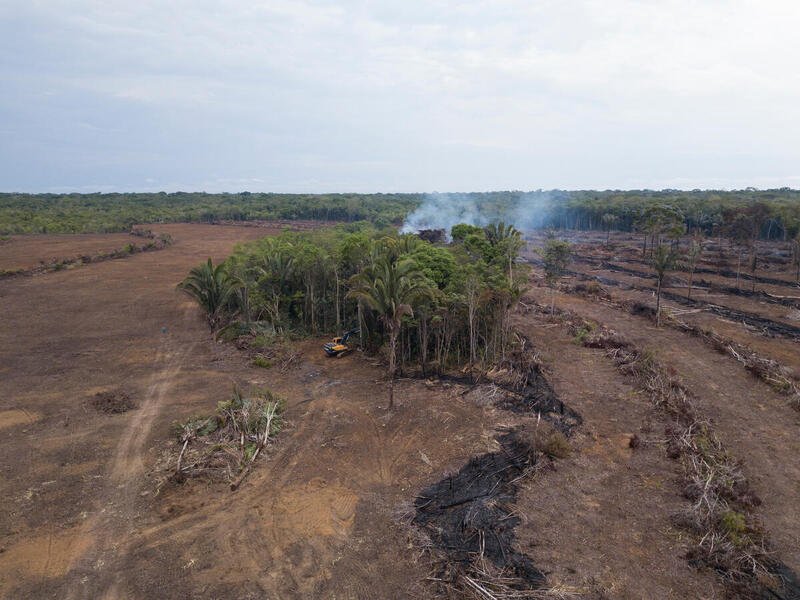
323 328 360 358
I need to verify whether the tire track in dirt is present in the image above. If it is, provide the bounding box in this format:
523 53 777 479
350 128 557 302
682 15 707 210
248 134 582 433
530 285 800 575
64 307 197 600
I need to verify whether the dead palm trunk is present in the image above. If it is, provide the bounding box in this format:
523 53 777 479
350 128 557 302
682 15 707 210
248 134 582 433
656 276 662 327
736 249 742 290
387 325 398 409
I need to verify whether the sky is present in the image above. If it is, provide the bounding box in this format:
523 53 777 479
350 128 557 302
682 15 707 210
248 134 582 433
2 0 800 193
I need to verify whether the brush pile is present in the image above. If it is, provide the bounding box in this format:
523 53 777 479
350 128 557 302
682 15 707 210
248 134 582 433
164 387 283 490
564 317 792 594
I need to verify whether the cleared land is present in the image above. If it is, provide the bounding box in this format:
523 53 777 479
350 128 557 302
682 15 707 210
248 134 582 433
1 225 798 599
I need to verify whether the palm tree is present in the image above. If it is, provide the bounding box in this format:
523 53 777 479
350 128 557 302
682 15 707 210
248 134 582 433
178 258 240 329
347 249 432 409
484 221 523 283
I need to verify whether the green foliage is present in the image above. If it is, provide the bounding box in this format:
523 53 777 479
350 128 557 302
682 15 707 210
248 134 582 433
409 243 457 289
650 244 679 279
178 258 242 329
252 355 272 369
450 223 484 241
0 192 420 234
541 239 572 285
216 222 528 391
719 510 749 546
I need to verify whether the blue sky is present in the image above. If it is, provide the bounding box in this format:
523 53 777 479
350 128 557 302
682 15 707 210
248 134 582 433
2 0 800 193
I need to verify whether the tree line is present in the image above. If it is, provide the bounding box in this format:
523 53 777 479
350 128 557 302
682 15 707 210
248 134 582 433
4 189 800 240
0 192 421 234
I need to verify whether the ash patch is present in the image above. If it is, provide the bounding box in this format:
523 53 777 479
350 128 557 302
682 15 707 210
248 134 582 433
412 430 545 588
90 390 135 414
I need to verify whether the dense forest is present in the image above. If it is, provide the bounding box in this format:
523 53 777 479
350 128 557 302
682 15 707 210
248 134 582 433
0 192 421 234
3 189 800 240
179 222 526 406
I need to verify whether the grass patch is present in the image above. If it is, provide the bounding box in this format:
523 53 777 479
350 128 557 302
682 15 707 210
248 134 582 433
252 355 272 369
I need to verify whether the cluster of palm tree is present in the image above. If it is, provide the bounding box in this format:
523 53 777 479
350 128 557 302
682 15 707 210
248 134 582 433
179 222 527 407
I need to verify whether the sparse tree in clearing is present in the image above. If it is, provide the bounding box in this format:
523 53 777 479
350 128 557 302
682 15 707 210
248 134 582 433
178 258 240 329
540 239 572 316
650 244 678 327
792 232 800 283
635 205 685 258
601 213 618 246
683 237 703 300
347 249 432 410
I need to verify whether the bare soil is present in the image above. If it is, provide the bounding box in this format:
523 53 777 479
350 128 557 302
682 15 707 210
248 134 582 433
2 225 798 599
524 231 800 584
0 224 496 599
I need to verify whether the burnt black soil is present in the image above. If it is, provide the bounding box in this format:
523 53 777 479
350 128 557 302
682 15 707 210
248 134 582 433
412 430 545 587
578 255 800 291
763 562 800 600
576 258 800 311
412 349 582 592
545 260 800 342
494 367 582 435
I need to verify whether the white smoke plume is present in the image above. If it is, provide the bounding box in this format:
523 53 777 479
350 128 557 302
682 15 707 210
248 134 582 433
400 191 557 235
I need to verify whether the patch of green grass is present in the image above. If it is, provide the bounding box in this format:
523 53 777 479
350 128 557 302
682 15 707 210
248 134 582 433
252 355 272 369
720 510 749 546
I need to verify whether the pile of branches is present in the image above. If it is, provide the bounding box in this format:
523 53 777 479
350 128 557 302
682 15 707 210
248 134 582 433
570 321 782 591
164 387 283 491
668 318 800 412
561 276 800 412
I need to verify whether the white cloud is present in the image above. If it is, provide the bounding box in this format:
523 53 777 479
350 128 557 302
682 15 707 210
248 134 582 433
1 0 800 191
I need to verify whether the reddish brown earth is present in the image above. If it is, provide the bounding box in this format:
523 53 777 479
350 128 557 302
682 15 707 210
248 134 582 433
0 224 502 599
2 224 798 599
524 231 800 582
0 232 134 272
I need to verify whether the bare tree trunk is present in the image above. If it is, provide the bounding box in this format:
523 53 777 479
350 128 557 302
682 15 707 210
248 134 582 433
357 302 364 349
687 266 695 300
551 285 556 316
387 326 398 410
656 277 662 327
334 268 341 332
736 250 742 290
419 312 429 376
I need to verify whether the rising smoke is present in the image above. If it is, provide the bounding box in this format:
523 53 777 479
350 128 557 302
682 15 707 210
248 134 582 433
400 191 557 235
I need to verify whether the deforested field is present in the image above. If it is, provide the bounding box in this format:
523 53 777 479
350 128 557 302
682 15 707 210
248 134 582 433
1 222 799 600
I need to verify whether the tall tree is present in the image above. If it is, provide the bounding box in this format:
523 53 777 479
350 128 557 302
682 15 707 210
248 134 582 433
347 249 432 409
683 237 702 300
650 244 678 327
601 213 618 245
540 238 572 315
